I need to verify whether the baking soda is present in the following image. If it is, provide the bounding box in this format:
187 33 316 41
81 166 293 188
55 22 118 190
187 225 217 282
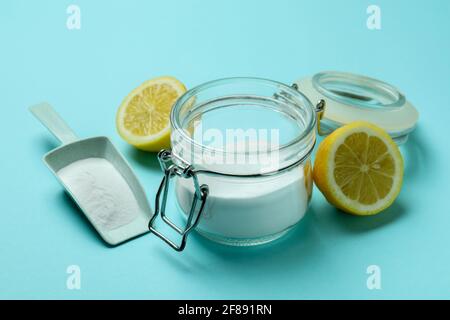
175 162 310 239
58 158 139 231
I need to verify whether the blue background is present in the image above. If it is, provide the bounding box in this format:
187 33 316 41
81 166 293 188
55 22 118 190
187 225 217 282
1 0 449 299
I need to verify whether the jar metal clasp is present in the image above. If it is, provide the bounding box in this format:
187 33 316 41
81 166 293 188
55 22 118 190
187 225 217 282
315 98 329 136
291 83 329 136
148 150 209 252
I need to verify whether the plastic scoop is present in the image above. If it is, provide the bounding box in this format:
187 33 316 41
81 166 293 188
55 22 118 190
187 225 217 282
30 103 152 245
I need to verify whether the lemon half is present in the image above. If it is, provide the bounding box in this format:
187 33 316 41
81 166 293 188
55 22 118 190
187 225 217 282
116 76 186 152
313 121 404 215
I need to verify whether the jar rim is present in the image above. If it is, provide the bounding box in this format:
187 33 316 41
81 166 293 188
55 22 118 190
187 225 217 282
170 77 317 160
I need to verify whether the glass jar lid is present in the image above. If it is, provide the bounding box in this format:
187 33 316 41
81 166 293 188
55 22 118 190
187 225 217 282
294 71 419 144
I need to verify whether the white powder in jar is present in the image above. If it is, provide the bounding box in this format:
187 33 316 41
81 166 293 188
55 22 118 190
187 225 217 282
174 138 312 240
58 158 139 231
176 165 310 239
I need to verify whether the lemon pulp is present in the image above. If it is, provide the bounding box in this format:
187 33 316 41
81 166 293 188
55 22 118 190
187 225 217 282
313 121 403 215
116 76 186 152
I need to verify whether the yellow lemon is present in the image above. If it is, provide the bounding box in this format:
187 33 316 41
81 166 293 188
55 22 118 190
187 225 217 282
116 76 186 152
304 160 313 201
313 121 404 215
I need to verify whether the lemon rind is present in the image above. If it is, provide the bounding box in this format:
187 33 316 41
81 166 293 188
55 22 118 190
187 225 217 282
116 76 186 149
316 121 404 216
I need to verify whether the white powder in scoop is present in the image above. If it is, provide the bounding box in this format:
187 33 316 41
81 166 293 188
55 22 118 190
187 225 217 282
58 158 139 231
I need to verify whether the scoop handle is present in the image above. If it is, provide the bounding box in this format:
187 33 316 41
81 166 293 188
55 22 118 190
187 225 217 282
29 103 78 145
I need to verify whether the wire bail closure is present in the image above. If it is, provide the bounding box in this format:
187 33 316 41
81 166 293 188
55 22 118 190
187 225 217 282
148 150 209 252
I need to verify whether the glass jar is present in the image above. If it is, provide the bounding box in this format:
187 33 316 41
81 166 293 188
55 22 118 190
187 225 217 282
149 78 320 251
295 71 419 144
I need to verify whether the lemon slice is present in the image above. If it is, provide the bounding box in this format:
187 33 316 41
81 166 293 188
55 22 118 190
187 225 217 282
313 121 404 215
116 76 186 152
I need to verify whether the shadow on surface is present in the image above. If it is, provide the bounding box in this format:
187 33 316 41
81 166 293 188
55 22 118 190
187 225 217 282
33 134 59 154
152 210 323 275
150 197 407 276
402 126 430 180
325 200 407 234
126 147 160 170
